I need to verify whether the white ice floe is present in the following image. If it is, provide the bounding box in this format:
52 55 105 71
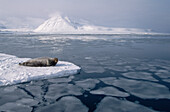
0 53 81 86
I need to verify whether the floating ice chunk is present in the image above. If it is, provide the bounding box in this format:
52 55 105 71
0 86 31 105
24 85 42 100
48 75 75 84
95 97 156 112
104 66 128 72
112 78 170 99
163 79 170 83
99 77 117 85
0 53 81 86
85 57 92 60
90 87 129 97
45 83 82 101
155 70 170 79
82 65 105 73
16 98 39 106
37 96 88 112
0 102 31 112
75 78 100 91
122 72 157 81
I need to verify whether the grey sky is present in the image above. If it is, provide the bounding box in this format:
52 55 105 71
0 0 170 33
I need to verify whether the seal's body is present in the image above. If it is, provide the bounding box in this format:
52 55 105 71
19 57 58 67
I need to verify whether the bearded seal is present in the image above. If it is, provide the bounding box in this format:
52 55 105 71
19 57 58 67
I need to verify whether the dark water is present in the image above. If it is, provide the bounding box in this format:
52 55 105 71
0 34 170 112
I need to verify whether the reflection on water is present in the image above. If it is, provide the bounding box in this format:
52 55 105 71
0 34 170 112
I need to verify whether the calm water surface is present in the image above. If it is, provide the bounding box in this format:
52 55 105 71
0 34 170 112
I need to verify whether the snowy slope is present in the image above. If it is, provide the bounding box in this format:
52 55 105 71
0 53 81 86
34 15 150 34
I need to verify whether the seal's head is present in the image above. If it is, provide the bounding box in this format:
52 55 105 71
54 58 58 64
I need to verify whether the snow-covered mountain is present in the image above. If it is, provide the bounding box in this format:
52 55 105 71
34 15 151 34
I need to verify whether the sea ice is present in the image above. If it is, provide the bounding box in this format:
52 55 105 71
122 72 157 81
0 53 81 86
0 86 31 105
37 96 88 112
155 70 170 79
112 78 170 99
16 98 39 106
95 97 156 112
82 65 105 73
0 102 31 112
48 76 74 84
99 77 170 99
75 78 100 91
45 83 82 101
90 87 129 97
104 65 128 72
99 77 117 85
163 79 170 83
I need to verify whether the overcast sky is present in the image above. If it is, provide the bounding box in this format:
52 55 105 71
0 0 170 33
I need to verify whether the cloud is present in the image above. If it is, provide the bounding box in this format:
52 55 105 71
0 0 170 32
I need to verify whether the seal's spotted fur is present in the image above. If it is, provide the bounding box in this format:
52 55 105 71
19 57 58 67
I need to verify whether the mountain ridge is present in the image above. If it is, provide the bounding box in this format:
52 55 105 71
34 15 151 34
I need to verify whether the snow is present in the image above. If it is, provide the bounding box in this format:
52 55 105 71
0 53 81 86
34 15 151 34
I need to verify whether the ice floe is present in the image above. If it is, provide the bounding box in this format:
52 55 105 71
37 96 88 112
90 87 129 97
122 72 157 81
0 53 81 86
155 70 170 79
75 78 100 91
111 78 170 99
99 77 170 99
0 102 32 112
45 83 82 102
0 86 31 106
99 77 117 85
95 97 156 112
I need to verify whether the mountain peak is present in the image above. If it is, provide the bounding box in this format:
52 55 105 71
34 15 78 33
34 15 151 34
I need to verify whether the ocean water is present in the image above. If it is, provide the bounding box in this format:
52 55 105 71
0 34 170 112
